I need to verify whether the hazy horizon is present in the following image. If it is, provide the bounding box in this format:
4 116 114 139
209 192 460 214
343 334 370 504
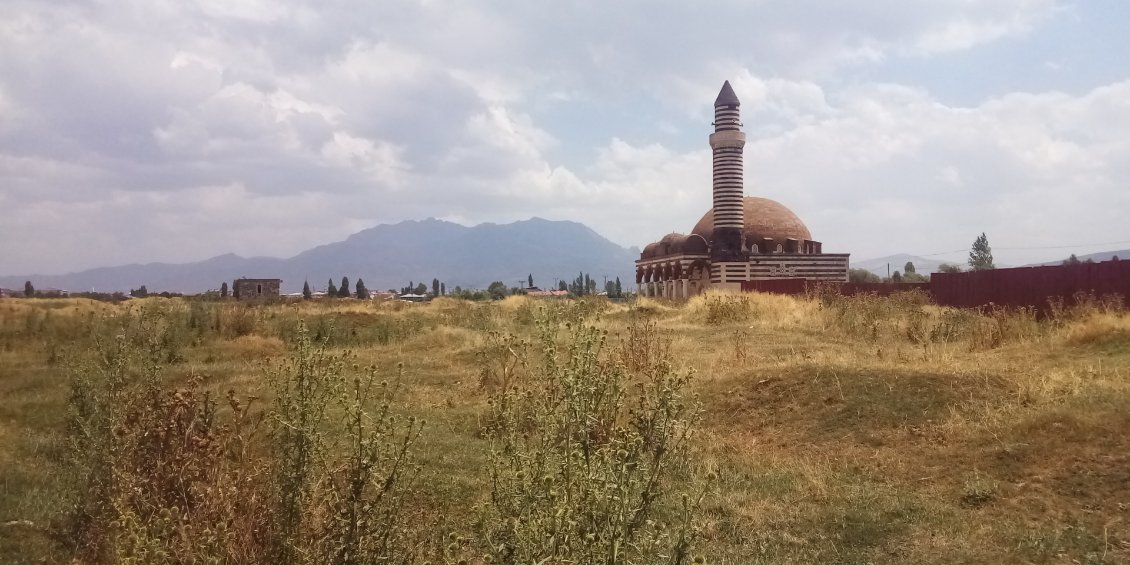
3 1 1129 276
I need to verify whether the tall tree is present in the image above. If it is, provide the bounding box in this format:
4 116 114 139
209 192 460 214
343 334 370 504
614 277 622 298
220 281 229 298
558 280 568 292
904 261 916 274
527 273 533 288
432 278 440 296
302 280 312 300
23 280 34 298
440 282 446 295
414 282 427 295
356 278 369 299
339 276 351 297
327 278 338 297
968 233 995 271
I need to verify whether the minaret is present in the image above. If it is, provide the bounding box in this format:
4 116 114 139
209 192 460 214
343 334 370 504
709 80 746 262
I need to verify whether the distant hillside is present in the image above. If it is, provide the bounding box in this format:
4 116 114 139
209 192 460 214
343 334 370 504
851 254 953 278
1028 249 1130 266
0 218 640 294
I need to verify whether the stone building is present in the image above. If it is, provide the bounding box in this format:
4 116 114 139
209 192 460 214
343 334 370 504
636 81 849 298
233 278 281 300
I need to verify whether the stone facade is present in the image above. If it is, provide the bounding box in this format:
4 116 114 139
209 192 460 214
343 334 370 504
233 278 281 301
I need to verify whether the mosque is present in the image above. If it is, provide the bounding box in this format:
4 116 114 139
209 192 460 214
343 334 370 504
635 81 849 298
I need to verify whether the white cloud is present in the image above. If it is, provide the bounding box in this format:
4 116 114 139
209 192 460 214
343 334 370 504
1 0 1125 277
320 132 409 187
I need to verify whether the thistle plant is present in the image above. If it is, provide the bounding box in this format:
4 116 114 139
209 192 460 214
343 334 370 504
265 321 343 562
266 320 424 564
480 316 705 564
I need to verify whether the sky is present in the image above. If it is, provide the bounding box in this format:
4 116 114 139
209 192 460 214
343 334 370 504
2 0 1130 275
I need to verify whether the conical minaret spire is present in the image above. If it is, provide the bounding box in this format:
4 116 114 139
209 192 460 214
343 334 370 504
709 80 746 261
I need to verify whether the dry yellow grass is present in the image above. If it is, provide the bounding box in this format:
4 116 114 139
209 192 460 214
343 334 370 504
216 334 286 360
1 293 1128 563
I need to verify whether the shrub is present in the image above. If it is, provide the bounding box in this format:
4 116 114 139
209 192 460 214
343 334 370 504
265 321 424 563
479 316 706 564
64 314 267 563
63 314 424 564
217 303 258 338
701 294 752 325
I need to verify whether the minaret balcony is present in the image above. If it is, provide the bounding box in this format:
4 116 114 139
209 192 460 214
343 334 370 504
708 131 746 148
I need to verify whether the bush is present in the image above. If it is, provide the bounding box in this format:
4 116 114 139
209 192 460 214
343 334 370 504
64 314 267 563
702 294 752 325
478 316 706 564
265 321 424 563
63 315 424 564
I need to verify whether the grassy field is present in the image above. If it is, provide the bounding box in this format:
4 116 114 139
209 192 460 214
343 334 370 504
1 291 1128 563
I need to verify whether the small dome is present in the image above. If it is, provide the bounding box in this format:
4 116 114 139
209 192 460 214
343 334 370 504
691 197 811 244
641 242 660 259
658 232 686 256
682 234 709 254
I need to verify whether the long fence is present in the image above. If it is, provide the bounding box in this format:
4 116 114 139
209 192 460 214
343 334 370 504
930 260 1130 310
740 259 1130 311
740 279 929 296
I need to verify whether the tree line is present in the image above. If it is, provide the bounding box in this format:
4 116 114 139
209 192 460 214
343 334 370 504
848 232 997 283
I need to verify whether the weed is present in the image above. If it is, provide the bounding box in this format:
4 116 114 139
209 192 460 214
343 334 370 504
960 477 996 508
479 315 706 564
265 320 424 563
4 291 1127 564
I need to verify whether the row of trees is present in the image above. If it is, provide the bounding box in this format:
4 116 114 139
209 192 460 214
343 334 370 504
1062 253 1119 265
399 278 447 296
314 277 371 299
848 233 997 283
562 272 624 298
16 281 66 298
848 261 931 284
398 273 626 300
17 270 627 302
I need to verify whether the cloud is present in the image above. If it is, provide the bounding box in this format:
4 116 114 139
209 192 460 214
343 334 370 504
1 0 1123 277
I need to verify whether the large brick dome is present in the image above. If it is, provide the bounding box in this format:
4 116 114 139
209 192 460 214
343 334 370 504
691 196 811 244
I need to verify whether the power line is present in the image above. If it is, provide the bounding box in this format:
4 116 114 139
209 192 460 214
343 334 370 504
916 238 1130 257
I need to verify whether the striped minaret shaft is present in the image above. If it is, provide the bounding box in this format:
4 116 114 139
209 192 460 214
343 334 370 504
709 80 746 261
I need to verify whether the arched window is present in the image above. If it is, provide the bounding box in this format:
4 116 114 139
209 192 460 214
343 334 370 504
775 244 783 253
751 244 758 253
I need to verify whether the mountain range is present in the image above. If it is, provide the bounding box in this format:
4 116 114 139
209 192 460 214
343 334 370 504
0 218 640 294
1027 249 1130 266
6 220 1124 294
854 249 1130 278
849 254 954 278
